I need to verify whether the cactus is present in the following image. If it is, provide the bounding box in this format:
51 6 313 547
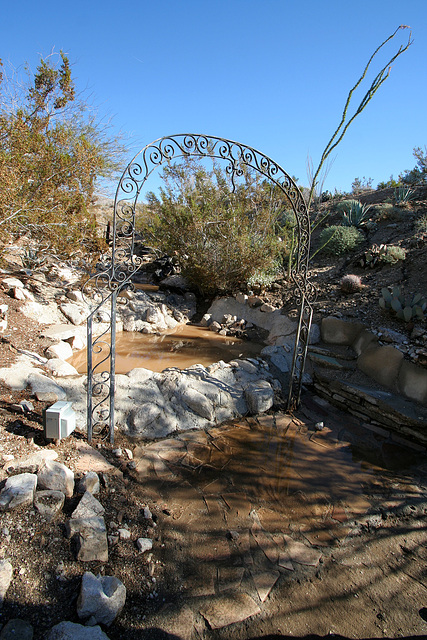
340 274 362 293
379 286 427 322
361 244 406 268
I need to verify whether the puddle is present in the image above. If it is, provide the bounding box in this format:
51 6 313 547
69 324 264 374
163 419 374 527
136 413 424 543
126 408 426 608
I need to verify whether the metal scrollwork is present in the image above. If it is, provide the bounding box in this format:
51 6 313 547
84 133 315 442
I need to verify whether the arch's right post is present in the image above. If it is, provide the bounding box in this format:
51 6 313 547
287 293 314 410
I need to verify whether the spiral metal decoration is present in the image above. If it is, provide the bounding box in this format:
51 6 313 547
84 134 316 442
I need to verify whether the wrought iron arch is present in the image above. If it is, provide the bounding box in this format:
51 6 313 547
84 134 316 442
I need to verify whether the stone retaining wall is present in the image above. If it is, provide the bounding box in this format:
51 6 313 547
321 316 427 406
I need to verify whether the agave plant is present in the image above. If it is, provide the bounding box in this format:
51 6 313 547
379 286 426 322
394 186 415 204
337 199 371 228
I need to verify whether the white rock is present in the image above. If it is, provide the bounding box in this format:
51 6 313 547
2 277 25 289
0 473 37 510
46 620 111 639
244 380 274 414
41 324 80 341
45 341 74 360
136 537 153 553
37 460 75 498
60 302 87 325
77 571 126 626
66 290 84 303
66 333 86 350
46 358 79 377
12 286 26 301
0 559 13 604
0 304 7 332
5 449 58 474
118 528 131 540
28 372 66 402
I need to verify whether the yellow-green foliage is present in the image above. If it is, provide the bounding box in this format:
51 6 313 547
0 52 125 259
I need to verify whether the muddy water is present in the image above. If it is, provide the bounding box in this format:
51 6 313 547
161 418 376 531
139 413 423 547
69 324 264 374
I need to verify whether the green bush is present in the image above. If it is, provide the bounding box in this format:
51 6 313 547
318 225 364 256
374 203 403 221
143 159 291 294
415 214 427 234
361 243 406 268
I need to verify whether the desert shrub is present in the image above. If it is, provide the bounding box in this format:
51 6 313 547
144 159 291 294
318 225 364 256
340 274 362 293
361 243 406 268
247 263 281 291
381 245 406 264
0 52 125 260
374 203 403 221
415 214 427 234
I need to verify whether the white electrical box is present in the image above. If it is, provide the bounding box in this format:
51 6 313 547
44 401 76 440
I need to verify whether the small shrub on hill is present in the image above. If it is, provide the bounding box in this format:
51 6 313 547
415 215 427 235
318 225 364 256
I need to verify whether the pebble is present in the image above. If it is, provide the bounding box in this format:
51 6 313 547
113 448 123 458
136 538 153 553
118 528 131 540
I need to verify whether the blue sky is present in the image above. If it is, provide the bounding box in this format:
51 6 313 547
2 0 426 196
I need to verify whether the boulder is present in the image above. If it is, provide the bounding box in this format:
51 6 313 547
5 450 58 474
45 621 111 640
0 559 13 605
0 618 33 639
0 304 7 332
357 345 404 389
244 380 274 414
76 472 100 495
77 572 126 626
0 473 37 511
37 460 74 498
71 491 105 519
28 372 66 402
67 516 108 563
45 341 74 361
60 302 87 325
397 360 427 405
34 490 65 521
46 358 79 377
321 316 364 345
